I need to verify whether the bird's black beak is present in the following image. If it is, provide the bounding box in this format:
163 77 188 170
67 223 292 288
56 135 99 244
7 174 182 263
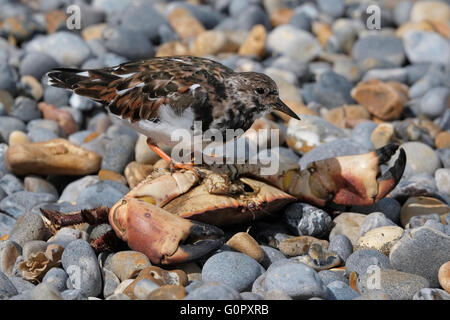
272 99 300 120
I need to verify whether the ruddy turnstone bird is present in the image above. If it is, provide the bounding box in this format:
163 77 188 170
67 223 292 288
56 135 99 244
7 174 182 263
47 55 299 169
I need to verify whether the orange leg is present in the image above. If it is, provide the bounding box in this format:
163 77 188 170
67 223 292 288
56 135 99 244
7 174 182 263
146 138 195 171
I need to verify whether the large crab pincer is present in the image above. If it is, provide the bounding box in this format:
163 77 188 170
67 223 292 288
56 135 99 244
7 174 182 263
41 144 406 265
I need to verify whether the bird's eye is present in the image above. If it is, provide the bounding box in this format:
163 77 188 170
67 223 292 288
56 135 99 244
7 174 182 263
255 88 265 95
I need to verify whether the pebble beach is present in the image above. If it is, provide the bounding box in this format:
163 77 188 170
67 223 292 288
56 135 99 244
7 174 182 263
0 0 449 301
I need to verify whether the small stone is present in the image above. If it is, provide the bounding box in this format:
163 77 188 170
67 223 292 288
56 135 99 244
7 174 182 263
438 261 450 294
435 169 450 195
329 235 353 263
98 169 127 185
101 26 154 61
8 212 46 246
241 291 263 300
76 180 128 209
390 142 442 177
184 281 242 300
359 212 396 236
0 174 24 195
147 285 186 300
291 243 341 271
351 79 407 121
82 23 107 41
419 87 450 120
9 276 34 293
61 289 87 300
132 278 160 300
345 249 392 276
108 251 151 281
226 232 264 263
370 123 394 149
101 134 136 174
42 267 68 292
259 245 287 269
20 76 43 100
403 31 450 65
413 288 450 300
202 251 264 292
329 212 366 245
264 289 292 300
267 25 321 63
358 269 429 300
102 267 120 299
278 236 329 257
0 116 26 142
351 198 401 224
38 102 78 136
410 1 450 23
239 24 266 59
318 269 348 286
61 239 102 297
326 280 359 300
0 270 18 299
269 7 293 27
6 139 101 176
263 261 328 300
124 161 153 189
113 279 134 295
31 283 63 300
168 7 205 40
389 226 450 287
106 293 131 300
59 175 99 203
352 35 405 67
19 52 59 80
122 266 187 299
0 240 21 276
325 105 371 129
400 196 449 227
24 176 58 198
156 41 191 57
435 132 450 149
283 202 333 238
355 226 404 256
194 30 240 56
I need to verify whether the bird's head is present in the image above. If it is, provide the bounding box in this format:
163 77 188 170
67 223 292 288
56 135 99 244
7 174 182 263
231 72 300 121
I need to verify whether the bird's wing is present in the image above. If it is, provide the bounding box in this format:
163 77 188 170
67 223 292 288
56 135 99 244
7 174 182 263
47 56 234 123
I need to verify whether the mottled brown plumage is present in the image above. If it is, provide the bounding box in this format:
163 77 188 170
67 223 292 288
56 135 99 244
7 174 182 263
47 56 299 148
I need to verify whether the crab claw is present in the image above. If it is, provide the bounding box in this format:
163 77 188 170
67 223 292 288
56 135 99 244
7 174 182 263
330 144 406 206
109 198 224 265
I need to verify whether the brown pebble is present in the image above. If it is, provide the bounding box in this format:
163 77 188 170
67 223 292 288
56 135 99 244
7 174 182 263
156 41 191 57
351 79 408 121
238 24 267 59
168 7 205 40
226 232 265 262
8 130 29 146
38 102 78 135
370 123 395 149
98 169 127 185
324 105 371 129
147 285 186 300
278 236 329 257
400 196 450 227
438 261 450 294
109 251 151 281
6 138 101 176
269 8 294 27
44 10 67 33
435 131 450 149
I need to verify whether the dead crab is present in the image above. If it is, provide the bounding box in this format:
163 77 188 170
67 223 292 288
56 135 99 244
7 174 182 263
41 144 406 265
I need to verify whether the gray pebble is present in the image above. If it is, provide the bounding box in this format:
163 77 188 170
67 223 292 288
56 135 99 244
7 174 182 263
350 198 401 224
49 227 89 248
326 280 359 300
102 26 154 61
264 289 293 300
27 127 59 142
0 174 24 196
19 52 59 80
42 267 69 292
101 134 135 173
359 212 396 236
59 175 99 203
31 283 63 300
0 213 14 238
0 116 26 142
345 249 392 276
8 212 47 247
358 269 429 300
435 168 450 195
76 180 128 209
403 31 450 65
0 240 22 276
61 288 88 300
318 269 348 286
352 34 405 67
263 260 328 299
184 281 242 300
240 291 264 300
389 226 450 287
329 234 353 263
23 176 58 198
133 278 160 300
9 96 41 122
9 276 35 293
283 202 333 238
26 119 61 136
259 245 287 269
0 271 18 299
419 87 450 120
351 121 377 150
0 191 56 218
61 239 102 297
43 86 70 107
202 251 264 292
102 267 121 299
413 288 450 300
317 0 344 18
